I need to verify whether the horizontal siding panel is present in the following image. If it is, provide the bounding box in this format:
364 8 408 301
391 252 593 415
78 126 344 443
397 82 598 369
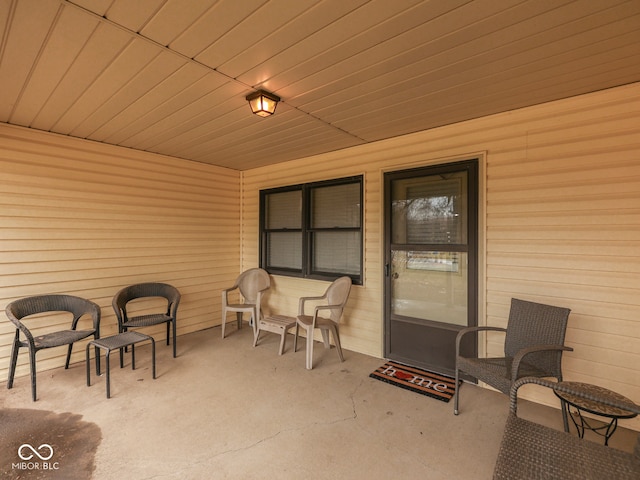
487 239 639 257
568 344 640 372
489 253 639 275
565 358 639 397
488 278 638 306
569 329 638 355
488 210 640 229
488 226 640 242
488 265 639 291
0 123 240 383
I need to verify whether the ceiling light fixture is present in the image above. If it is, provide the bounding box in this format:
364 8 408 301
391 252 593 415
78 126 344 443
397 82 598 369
246 89 280 117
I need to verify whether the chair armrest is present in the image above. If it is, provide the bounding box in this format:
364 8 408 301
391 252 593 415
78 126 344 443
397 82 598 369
313 304 342 318
168 298 180 319
221 285 239 306
298 295 327 315
6 313 36 346
112 305 125 326
298 304 343 329
89 301 101 332
70 300 101 332
510 345 574 381
455 326 506 355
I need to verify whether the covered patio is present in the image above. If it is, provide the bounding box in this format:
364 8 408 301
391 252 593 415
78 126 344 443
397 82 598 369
1 1 640 478
2 325 637 479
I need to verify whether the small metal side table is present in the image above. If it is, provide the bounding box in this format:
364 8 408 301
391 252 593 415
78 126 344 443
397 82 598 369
553 381 637 445
86 331 156 399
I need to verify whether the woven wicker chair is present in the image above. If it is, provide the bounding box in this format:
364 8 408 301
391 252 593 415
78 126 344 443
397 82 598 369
6 294 101 401
454 298 573 422
112 283 180 357
294 276 352 370
221 268 270 339
493 377 640 479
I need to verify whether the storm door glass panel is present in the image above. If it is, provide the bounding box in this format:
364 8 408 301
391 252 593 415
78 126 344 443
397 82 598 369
390 171 469 326
393 176 467 245
391 250 468 326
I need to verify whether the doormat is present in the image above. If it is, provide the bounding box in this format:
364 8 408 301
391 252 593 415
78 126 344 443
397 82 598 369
369 361 459 402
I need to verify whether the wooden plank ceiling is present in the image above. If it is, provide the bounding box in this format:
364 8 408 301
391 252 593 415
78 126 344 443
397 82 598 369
1 0 639 170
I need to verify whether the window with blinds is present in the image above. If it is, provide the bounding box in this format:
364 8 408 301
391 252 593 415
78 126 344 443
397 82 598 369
260 176 363 284
264 189 302 270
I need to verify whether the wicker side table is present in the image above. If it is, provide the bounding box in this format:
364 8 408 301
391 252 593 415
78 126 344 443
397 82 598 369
554 381 638 445
86 331 156 398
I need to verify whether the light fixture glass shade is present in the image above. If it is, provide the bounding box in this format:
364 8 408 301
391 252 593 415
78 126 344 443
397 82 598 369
246 90 280 117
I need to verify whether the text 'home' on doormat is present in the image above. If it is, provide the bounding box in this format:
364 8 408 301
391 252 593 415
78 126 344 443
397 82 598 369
369 361 459 402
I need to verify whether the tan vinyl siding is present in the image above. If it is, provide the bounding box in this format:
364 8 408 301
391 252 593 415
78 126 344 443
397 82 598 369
242 82 640 430
0 123 240 379
1 83 638 431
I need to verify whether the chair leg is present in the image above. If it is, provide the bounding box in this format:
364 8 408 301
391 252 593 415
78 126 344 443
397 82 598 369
294 324 299 352
329 325 344 362
86 343 91 387
94 333 101 375
150 337 156 379
221 308 227 338
29 348 37 402
278 330 287 356
305 327 314 370
120 328 125 368
172 319 177 358
105 351 112 399
65 343 73 369
250 308 258 343
453 366 460 415
7 332 20 390
557 376 569 432
560 398 570 432
166 321 170 346
320 329 331 349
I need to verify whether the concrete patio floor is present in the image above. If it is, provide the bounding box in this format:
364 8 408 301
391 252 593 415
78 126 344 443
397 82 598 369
2 325 637 479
